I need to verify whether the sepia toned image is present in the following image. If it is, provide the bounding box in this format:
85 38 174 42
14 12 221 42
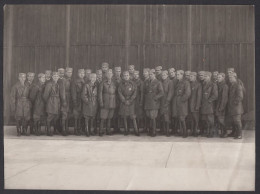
3 4 255 191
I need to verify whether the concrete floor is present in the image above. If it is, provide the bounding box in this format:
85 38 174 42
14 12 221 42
4 126 255 191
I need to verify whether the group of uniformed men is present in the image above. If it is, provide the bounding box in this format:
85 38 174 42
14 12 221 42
10 62 245 139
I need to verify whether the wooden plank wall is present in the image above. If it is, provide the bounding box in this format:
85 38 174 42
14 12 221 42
3 5 255 124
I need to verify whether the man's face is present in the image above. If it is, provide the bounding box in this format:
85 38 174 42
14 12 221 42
85 72 91 80
115 69 121 77
204 75 210 81
19 75 26 83
66 71 73 78
59 72 64 78
217 75 224 82
129 66 135 74
162 72 168 80
143 70 149 78
106 72 113 79
155 69 162 76
90 75 97 83
133 73 139 79
39 75 46 83
199 74 204 80
229 76 236 83
169 70 175 77
78 72 85 79
27 74 35 82
185 74 190 80
52 75 59 82
190 75 196 82
227 71 233 77
102 65 109 73
149 72 155 80
176 72 183 80
97 72 102 79
123 73 130 81
45 72 51 79
213 73 218 79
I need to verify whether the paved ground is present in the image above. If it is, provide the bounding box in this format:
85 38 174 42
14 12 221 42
4 126 255 191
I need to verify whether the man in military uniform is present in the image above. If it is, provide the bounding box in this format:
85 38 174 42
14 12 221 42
212 71 219 83
200 72 218 137
227 74 244 139
95 69 103 134
45 70 52 84
112 66 122 133
10 73 32 136
189 72 202 136
173 70 191 138
96 69 103 84
71 69 85 135
198 71 205 84
215 73 229 137
60 67 73 136
98 69 117 136
118 71 139 136
185 71 191 81
160 70 173 136
155 66 163 81
168 68 176 80
128 65 135 80
84 69 92 83
29 73 46 136
43 72 65 136
82 73 98 136
142 68 150 132
133 70 144 132
101 62 109 79
26 72 35 134
144 69 164 137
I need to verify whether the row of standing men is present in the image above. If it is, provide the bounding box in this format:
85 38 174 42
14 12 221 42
10 62 245 139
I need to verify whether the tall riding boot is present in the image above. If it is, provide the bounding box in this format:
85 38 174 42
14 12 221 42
23 121 30 136
143 117 148 133
16 120 21 136
228 124 236 137
133 118 139 136
166 121 170 137
99 119 105 136
234 122 242 139
90 118 95 135
61 119 66 136
107 119 112 135
151 119 156 137
171 118 176 135
85 118 90 137
182 121 188 138
207 123 214 138
74 119 79 135
222 125 228 138
123 117 128 136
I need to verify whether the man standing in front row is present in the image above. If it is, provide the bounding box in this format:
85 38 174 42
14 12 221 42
10 73 32 136
227 74 244 139
98 69 117 136
144 69 164 137
118 71 139 136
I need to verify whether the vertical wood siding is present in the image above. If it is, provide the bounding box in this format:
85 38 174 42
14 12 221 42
4 5 255 124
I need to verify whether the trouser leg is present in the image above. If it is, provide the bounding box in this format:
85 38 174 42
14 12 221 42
85 117 89 136
99 119 105 136
16 119 22 136
132 117 139 136
151 119 156 137
123 117 128 136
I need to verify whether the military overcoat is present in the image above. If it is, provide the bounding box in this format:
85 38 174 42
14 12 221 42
82 82 98 117
200 81 218 115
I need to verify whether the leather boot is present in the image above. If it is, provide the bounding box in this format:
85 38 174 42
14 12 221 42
99 119 105 136
133 118 139 136
34 121 39 136
62 120 66 136
85 118 90 137
166 122 170 137
90 118 95 135
123 118 128 136
151 119 156 137
228 124 236 137
234 122 242 139
74 119 79 135
182 121 188 138
16 120 21 136
23 121 30 136
107 119 112 135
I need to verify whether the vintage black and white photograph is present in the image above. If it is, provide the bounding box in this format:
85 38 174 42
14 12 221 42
3 4 255 191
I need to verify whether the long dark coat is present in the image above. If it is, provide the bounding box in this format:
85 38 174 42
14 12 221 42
215 81 229 116
60 76 72 113
98 79 117 109
10 81 32 119
133 78 144 117
189 80 202 113
71 78 85 115
144 78 164 110
228 82 244 116
29 82 46 117
200 81 218 115
82 82 98 117
118 80 137 116
170 78 178 117
160 78 173 115
43 81 63 115
172 79 191 117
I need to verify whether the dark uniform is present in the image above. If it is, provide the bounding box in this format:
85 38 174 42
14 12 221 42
118 79 139 135
189 80 202 136
133 77 144 124
144 78 164 136
228 80 244 139
160 77 173 136
29 80 46 135
26 79 35 134
215 80 228 137
113 75 122 133
82 82 98 136
10 80 32 136
43 79 65 136
174 78 191 137
71 76 85 135
200 79 218 137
